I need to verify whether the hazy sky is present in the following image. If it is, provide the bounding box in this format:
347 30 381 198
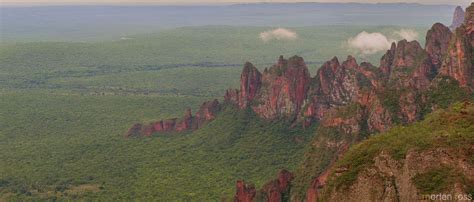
2 0 471 6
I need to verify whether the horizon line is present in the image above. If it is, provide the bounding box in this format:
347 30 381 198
0 1 460 7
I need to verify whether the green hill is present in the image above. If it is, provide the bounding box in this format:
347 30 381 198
321 101 474 201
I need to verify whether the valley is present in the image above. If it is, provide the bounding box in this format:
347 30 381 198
1 2 472 201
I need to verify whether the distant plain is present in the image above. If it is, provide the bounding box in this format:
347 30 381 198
0 3 457 200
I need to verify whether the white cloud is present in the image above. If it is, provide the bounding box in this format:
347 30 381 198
347 31 394 55
259 28 298 42
348 29 420 55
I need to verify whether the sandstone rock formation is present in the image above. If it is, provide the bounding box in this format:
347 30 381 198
320 102 474 202
450 6 465 30
426 23 453 70
258 170 294 202
226 56 311 121
129 15 471 136
300 10 474 201
439 3 474 91
225 62 263 109
326 148 474 202
234 181 256 202
125 99 220 137
234 170 294 202
126 12 474 201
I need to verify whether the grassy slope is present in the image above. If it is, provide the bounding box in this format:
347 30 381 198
322 102 474 196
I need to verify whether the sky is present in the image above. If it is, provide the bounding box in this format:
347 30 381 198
1 0 471 6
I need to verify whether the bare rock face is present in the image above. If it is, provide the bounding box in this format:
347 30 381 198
467 3 474 37
225 62 263 108
376 39 439 125
224 89 240 105
296 21 473 201
320 104 365 135
252 56 311 120
315 57 356 105
380 43 397 76
239 62 263 108
425 23 453 70
366 97 393 133
193 99 221 128
324 147 474 202
387 40 434 90
302 56 383 128
234 170 294 202
450 6 465 30
312 102 474 202
175 109 194 132
439 5 474 91
234 181 256 202
259 170 294 202
304 57 353 120
125 100 220 137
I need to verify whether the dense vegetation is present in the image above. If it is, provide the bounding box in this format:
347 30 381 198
0 91 316 200
0 25 430 200
0 26 428 95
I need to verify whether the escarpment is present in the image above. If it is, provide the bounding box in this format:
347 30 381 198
439 4 474 91
319 102 474 202
231 16 473 202
127 16 472 138
125 6 474 202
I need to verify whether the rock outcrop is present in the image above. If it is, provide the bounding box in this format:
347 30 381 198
225 55 312 121
225 62 262 109
241 56 311 121
320 102 474 202
450 6 465 30
258 170 294 202
129 13 472 136
425 23 453 70
127 14 474 201
302 56 381 126
234 181 256 202
325 148 474 202
387 39 434 90
125 99 220 137
234 170 294 202
439 3 474 92
300 12 474 201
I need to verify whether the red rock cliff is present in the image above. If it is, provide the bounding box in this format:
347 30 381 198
439 4 474 91
251 56 311 120
225 62 262 109
125 99 221 137
234 181 256 202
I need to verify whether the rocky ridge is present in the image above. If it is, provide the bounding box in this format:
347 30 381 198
126 99 220 137
319 101 474 202
125 4 474 202
127 13 472 137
